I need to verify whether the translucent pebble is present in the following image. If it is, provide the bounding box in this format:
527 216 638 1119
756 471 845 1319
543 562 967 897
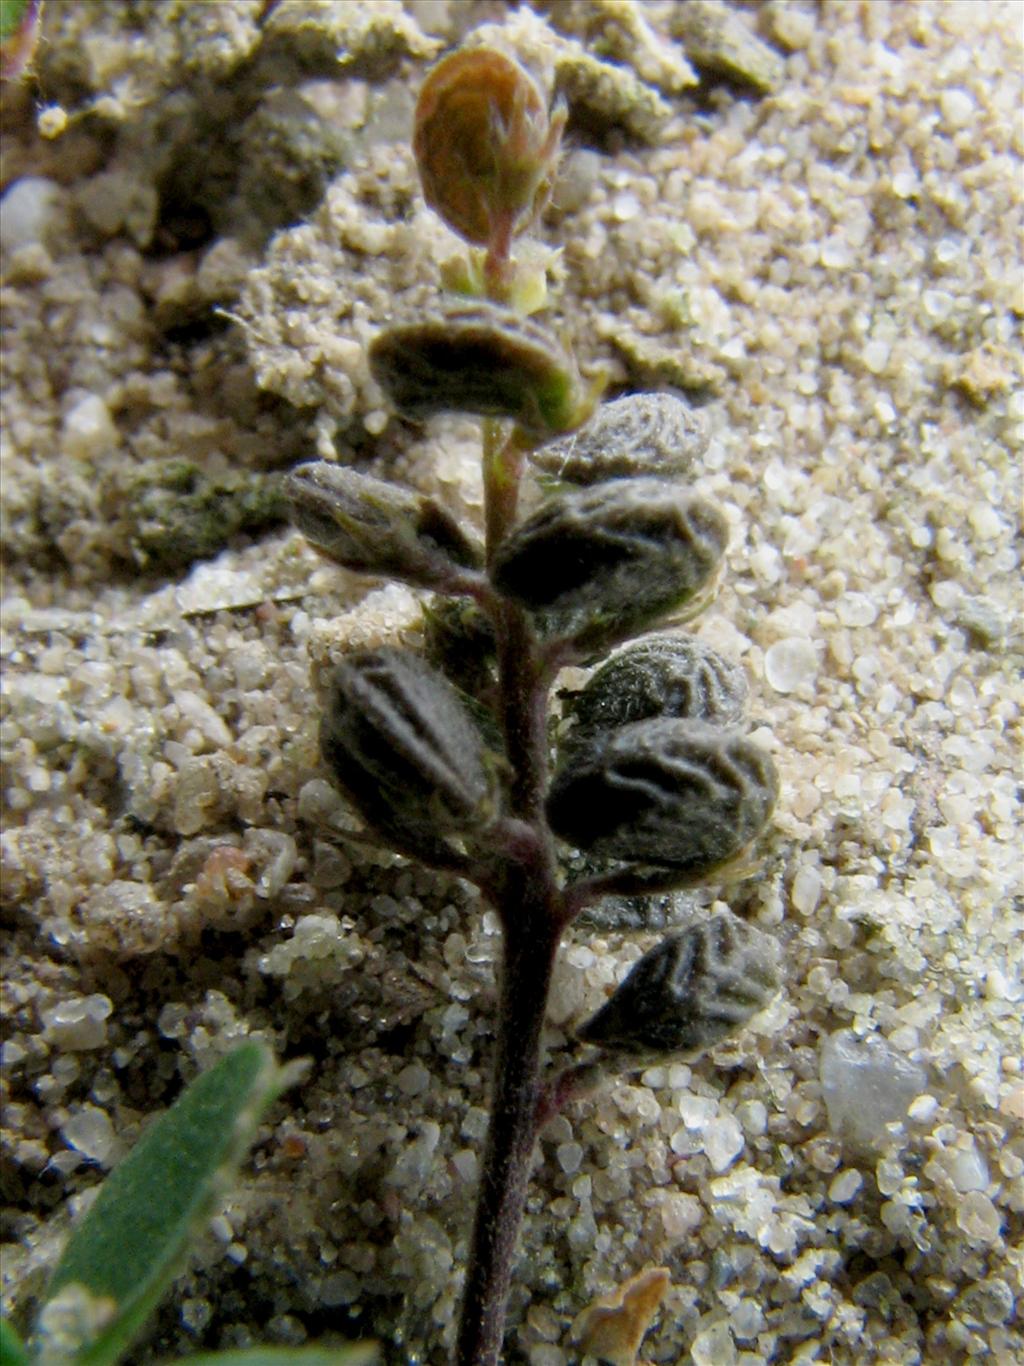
837 593 878 627
949 1145 989 1194
791 865 822 916
939 87 974 127
691 1321 736 1366
703 1115 744 1172
956 1191 1002 1245
320 1271 360 1307
907 1094 938 1123
764 637 818 693
61 395 117 461
557 1141 584 1175
820 1030 926 1153
41 995 113 1051
828 1169 863 1203
0 177 64 252
862 339 891 374
61 1105 119 1166
660 1192 701 1238
529 1347 566 1366
397 1062 430 1096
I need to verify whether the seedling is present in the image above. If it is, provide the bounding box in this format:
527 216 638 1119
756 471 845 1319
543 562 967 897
2 1043 376 1366
285 40 782 1365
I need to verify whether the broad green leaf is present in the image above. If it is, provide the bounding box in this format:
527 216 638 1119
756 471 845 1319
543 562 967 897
38 1042 306 1366
0 1315 29 1366
176 1347 379 1366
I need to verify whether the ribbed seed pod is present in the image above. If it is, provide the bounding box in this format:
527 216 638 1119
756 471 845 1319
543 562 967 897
546 718 777 874
286 461 481 589
490 479 728 654
530 392 709 485
564 633 748 741
369 303 587 437
576 911 780 1056
321 650 494 847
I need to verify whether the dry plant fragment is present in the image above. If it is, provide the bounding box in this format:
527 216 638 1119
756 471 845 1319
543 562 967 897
573 1265 671 1366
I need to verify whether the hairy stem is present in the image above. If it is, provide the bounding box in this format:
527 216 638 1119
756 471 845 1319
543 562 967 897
457 380 565 1364
455 897 561 1366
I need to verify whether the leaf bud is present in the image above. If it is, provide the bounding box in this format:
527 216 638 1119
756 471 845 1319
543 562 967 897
320 649 495 850
576 911 780 1056
285 461 481 590
413 46 566 252
564 633 747 741
531 392 709 485
368 303 590 437
490 479 728 654
547 719 777 875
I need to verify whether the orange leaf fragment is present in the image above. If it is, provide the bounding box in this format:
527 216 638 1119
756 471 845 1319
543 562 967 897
573 1265 671 1366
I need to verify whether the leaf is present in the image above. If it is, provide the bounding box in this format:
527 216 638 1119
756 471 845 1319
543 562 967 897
0 1316 29 1366
173 1347 379 1366
37 1042 306 1366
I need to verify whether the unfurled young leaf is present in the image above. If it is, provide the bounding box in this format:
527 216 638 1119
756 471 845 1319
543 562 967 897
490 479 728 655
423 596 498 703
577 911 780 1056
413 46 565 252
368 303 591 436
180 1347 379 1366
547 719 777 874
285 461 481 590
564 633 748 741
531 392 709 485
36 1042 304 1366
321 649 495 854
0 1317 28 1366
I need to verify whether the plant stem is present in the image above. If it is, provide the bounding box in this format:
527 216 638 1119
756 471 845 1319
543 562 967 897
457 392 565 1364
455 898 561 1366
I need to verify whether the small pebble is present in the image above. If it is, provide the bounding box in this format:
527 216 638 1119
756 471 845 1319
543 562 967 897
764 637 818 693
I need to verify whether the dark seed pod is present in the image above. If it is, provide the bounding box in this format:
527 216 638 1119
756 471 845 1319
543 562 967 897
490 479 728 654
577 911 780 1056
530 392 709 485
368 303 588 436
547 718 777 874
286 461 481 590
564 633 748 741
321 649 495 848
422 597 498 704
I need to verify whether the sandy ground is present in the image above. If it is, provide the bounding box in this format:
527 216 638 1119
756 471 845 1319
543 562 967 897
1 3 1021 1363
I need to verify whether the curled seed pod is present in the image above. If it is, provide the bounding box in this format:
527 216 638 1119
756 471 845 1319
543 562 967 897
369 303 588 437
490 479 728 654
564 633 748 740
547 719 777 874
531 392 709 485
576 911 780 1056
285 461 481 590
321 649 495 848
413 46 566 250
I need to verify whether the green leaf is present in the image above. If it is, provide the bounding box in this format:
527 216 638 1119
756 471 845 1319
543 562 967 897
174 1347 379 1366
37 1042 306 1366
0 1316 29 1366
